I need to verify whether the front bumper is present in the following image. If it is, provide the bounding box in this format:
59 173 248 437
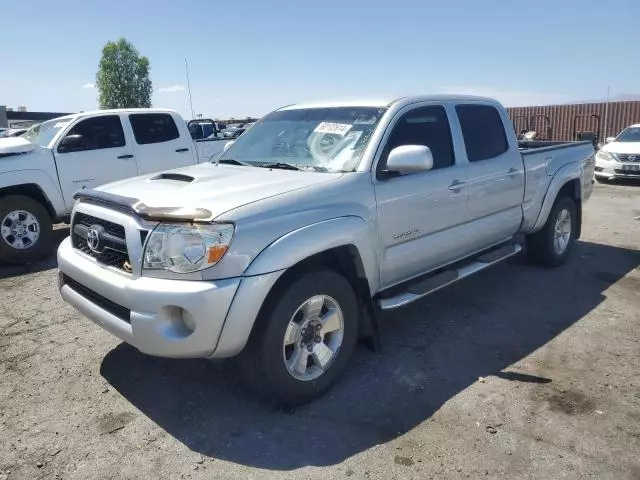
58 237 282 358
595 158 640 180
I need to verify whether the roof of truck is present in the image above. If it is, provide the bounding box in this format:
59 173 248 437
279 94 499 111
46 108 178 122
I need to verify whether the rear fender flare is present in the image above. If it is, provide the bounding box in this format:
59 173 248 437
530 163 581 233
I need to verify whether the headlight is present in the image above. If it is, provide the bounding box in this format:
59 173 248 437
596 150 617 162
143 223 234 273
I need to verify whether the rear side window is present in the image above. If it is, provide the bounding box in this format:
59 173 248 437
456 105 508 161
129 113 180 144
381 105 455 171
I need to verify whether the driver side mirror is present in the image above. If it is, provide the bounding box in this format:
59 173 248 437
58 134 85 153
606 137 616 143
383 145 434 178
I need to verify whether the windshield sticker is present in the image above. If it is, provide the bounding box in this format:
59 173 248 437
314 122 352 136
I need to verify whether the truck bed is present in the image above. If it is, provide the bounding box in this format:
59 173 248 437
519 140 595 233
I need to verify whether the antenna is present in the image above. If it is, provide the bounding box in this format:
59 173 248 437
184 58 195 119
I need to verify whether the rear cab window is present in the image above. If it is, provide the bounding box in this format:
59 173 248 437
455 105 508 161
129 113 180 144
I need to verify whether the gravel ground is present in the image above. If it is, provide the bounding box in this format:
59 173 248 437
1 182 639 480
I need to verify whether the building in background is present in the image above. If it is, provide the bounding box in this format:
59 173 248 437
0 105 72 128
506 101 640 142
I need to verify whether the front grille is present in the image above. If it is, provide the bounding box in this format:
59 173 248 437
74 212 125 237
614 169 640 176
617 154 640 163
61 274 131 323
71 212 131 271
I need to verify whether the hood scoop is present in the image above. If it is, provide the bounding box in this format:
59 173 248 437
150 172 195 183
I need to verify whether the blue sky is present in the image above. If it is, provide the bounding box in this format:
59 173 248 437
3 0 639 119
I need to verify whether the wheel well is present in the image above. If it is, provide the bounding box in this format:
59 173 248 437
556 179 582 239
0 184 56 220
248 245 377 347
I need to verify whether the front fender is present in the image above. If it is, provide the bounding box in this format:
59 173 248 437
530 162 581 233
244 216 380 294
0 169 66 217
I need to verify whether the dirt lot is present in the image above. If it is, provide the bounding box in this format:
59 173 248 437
1 182 639 480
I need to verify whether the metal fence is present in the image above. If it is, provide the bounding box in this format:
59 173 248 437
506 101 640 142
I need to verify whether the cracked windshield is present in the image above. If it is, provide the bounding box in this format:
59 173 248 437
219 107 385 172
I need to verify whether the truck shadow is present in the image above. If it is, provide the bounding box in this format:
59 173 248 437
0 226 69 279
100 240 639 470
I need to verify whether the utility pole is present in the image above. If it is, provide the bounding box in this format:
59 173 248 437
602 86 611 142
185 58 195 119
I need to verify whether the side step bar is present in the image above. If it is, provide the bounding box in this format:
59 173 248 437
377 243 522 311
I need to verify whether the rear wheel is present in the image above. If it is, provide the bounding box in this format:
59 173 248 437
526 196 577 267
239 269 359 406
0 195 53 265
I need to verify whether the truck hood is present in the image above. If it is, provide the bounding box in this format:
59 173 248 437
96 163 343 220
0 137 37 156
601 142 640 155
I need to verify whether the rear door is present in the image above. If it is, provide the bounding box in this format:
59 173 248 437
54 115 137 210
373 104 470 288
454 104 524 249
126 112 195 174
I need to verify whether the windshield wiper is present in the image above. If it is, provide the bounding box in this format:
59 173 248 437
216 158 252 167
258 162 301 171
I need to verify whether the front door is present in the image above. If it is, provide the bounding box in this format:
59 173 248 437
126 112 195 174
373 104 470 289
55 115 137 210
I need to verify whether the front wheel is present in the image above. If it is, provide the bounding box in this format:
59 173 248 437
0 195 53 265
526 196 577 267
239 269 359 406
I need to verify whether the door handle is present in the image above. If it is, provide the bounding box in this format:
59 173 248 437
448 181 466 192
175 148 189 153
507 167 519 177
117 154 134 159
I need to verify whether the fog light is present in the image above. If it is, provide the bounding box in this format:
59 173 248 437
180 309 197 332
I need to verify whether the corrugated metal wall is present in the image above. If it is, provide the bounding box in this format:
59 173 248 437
506 101 640 141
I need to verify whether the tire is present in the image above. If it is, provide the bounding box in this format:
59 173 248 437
239 269 359 406
526 196 577 267
0 195 53 265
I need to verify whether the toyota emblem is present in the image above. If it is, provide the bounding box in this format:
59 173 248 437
86 225 104 253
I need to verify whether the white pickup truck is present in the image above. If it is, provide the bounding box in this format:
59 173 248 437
0 108 227 264
58 95 595 406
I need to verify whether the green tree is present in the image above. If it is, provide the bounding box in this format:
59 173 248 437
96 38 152 109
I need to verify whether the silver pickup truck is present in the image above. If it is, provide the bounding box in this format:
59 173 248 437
57 95 595 405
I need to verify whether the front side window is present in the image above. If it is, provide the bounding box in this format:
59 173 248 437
456 105 508 162
219 107 386 172
57 115 125 153
378 105 455 172
129 113 180 144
